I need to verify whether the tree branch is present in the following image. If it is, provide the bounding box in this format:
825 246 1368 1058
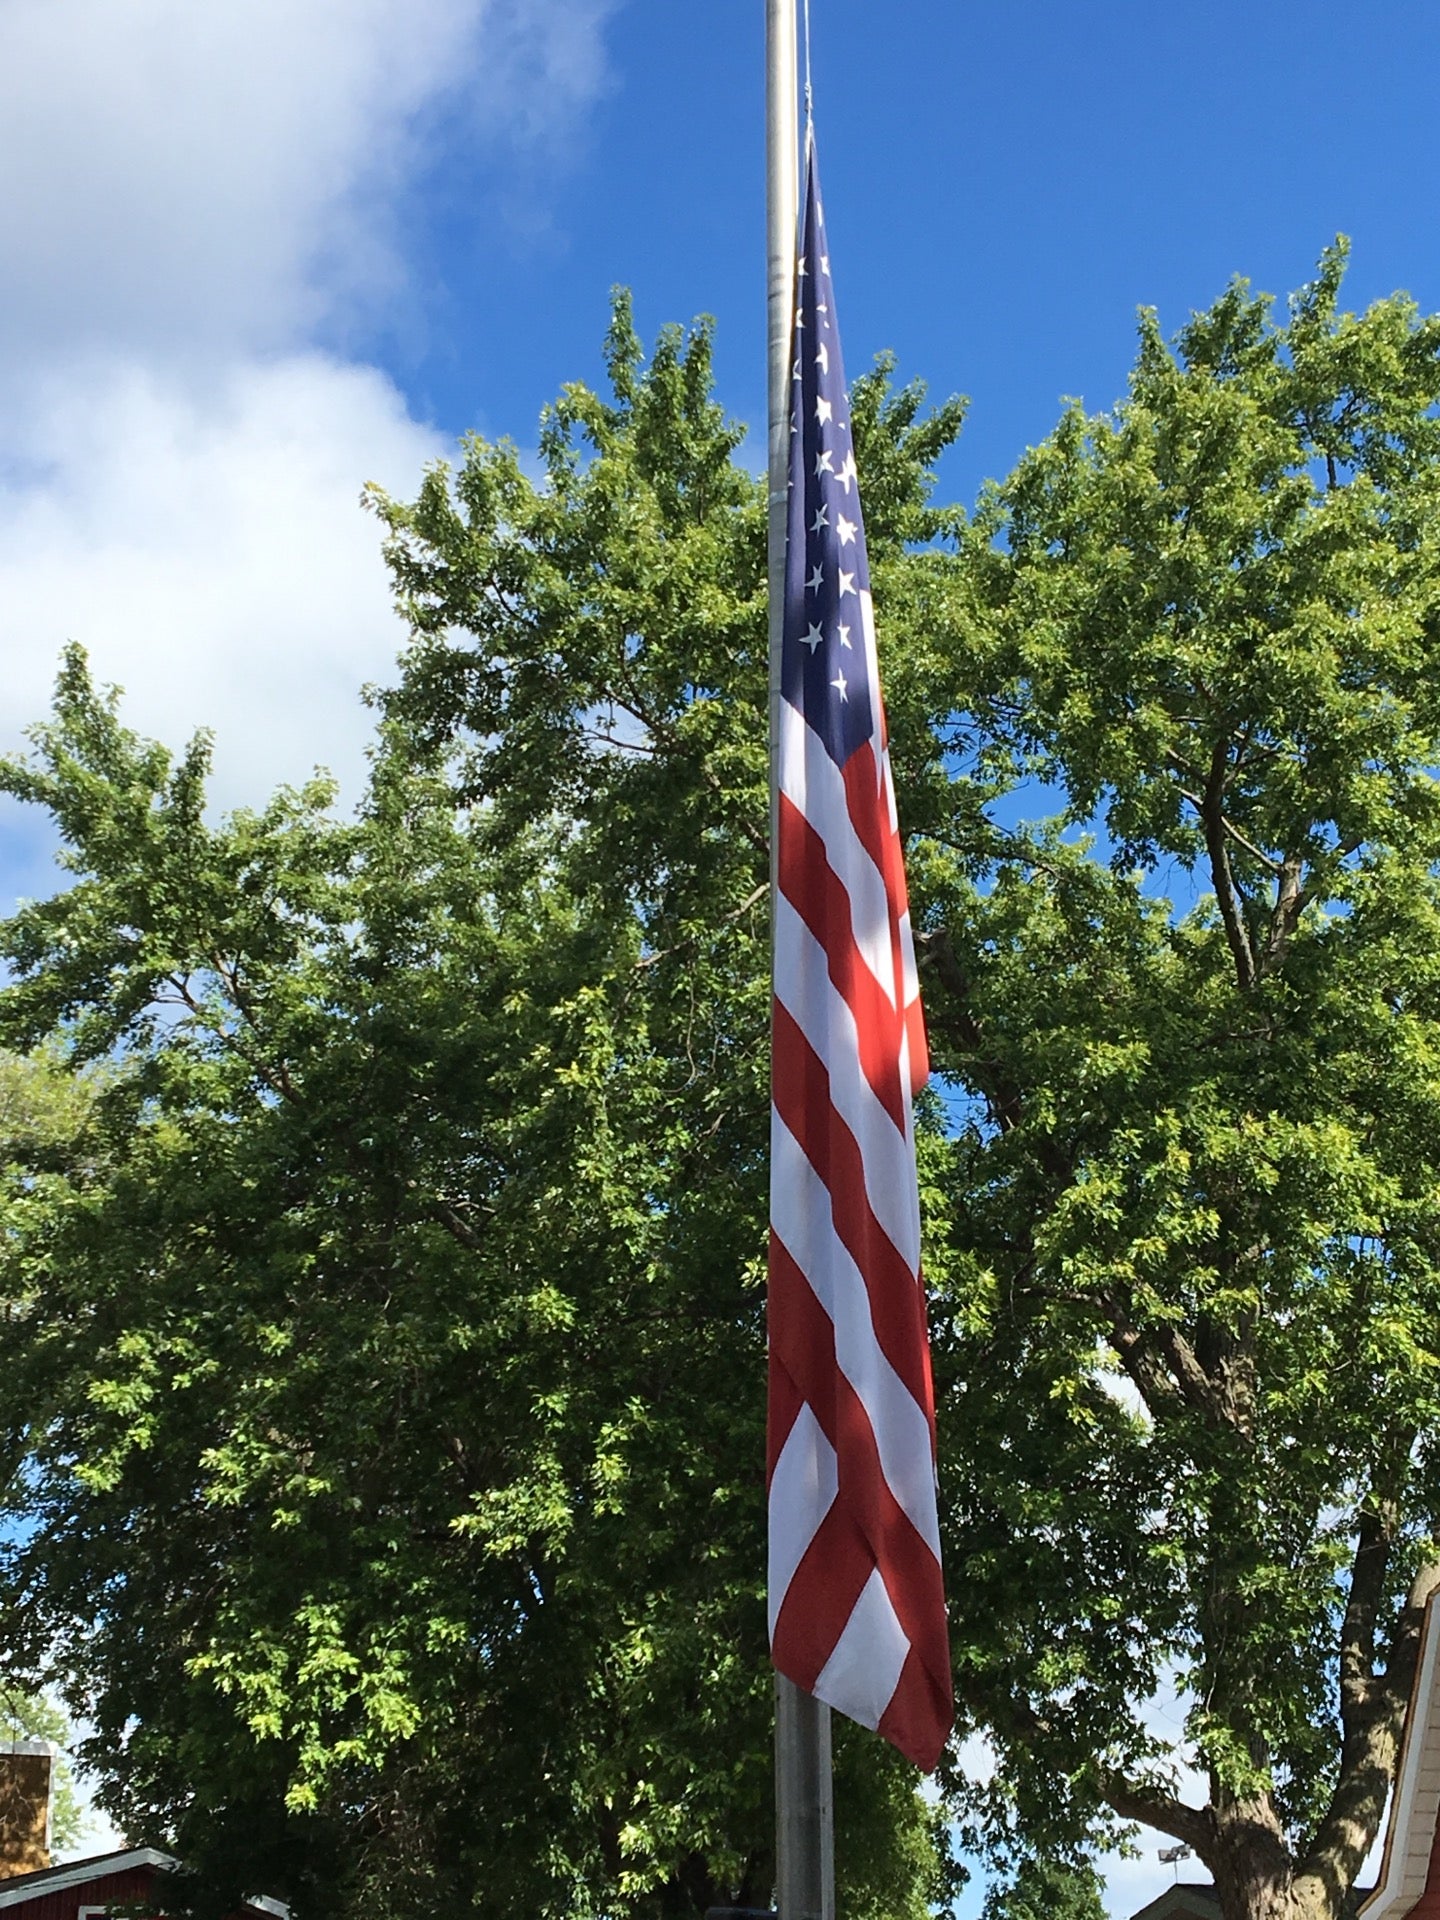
1199 741 1257 991
1169 756 1283 877
1107 1303 1185 1418
1105 1294 1253 1443
635 884 767 970
1096 1764 1216 1857
1259 854 1308 974
917 926 1028 1139
1294 1546 1440 1913
1338 1489 1402 1729
959 1675 1215 1858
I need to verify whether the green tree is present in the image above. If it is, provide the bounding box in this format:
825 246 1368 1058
372 253 1440 1920
0 298 957 1920
918 242 1440 1920
980 1857 1108 1920
7 244 1438 1920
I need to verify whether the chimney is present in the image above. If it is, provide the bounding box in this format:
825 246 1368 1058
0 1742 52 1879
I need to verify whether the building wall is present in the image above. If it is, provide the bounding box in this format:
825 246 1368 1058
1407 1817 1440 1920
2 1864 159 1920
0 1755 51 1880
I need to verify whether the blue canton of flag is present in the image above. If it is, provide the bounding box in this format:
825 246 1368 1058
781 144 872 765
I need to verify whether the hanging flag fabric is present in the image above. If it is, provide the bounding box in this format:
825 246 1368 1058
767 129 953 1775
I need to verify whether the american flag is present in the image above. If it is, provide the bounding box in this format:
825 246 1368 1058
767 131 952 1774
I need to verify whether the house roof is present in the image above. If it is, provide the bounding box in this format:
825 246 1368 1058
0 1847 287 1919
1127 1884 1221 1920
1361 1593 1440 1920
0 1847 179 1907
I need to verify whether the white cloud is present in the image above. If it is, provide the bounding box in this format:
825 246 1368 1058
0 352 444 810
0 0 619 851
0 0 615 362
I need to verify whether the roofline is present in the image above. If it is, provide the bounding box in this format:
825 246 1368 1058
0 1850 286 1920
1360 1591 1440 1920
0 1850 178 1908
1125 1884 1221 1920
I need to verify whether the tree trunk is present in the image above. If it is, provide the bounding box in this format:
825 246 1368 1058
1208 1789 1294 1920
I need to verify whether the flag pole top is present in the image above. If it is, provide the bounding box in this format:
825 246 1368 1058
802 0 813 121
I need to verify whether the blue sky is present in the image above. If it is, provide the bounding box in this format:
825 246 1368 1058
391 1 1440 511
3 0 1436 1893
5 1 1440 850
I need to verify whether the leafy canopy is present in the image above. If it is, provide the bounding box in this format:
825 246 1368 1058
5 245 1440 1920
0 299 959 1920
925 242 1440 1920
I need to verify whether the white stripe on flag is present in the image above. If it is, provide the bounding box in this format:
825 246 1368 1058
814 1566 912 1731
773 890 921 1267
767 1403 838 1641
771 1115 943 1558
778 708 899 1007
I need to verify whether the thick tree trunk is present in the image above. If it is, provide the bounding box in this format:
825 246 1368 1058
1207 1792 1294 1920
1115 1563 1440 1920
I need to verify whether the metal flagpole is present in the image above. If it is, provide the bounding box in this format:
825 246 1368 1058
775 1676 834 1920
767 3 835 1918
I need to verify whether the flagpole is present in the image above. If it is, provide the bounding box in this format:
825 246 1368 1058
767 3 835 1918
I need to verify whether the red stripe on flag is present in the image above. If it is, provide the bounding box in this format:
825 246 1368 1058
776 791 906 1134
878 1645 953 1777
768 1236 952 1769
772 1000 932 1414
906 995 929 1092
772 1498 880 1688
766 1349 806 1488
841 742 929 1092
838 742 892 902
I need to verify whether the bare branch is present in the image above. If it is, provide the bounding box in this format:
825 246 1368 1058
1096 1765 1216 1856
635 883 767 971
428 1195 484 1253
165 969 303 1108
